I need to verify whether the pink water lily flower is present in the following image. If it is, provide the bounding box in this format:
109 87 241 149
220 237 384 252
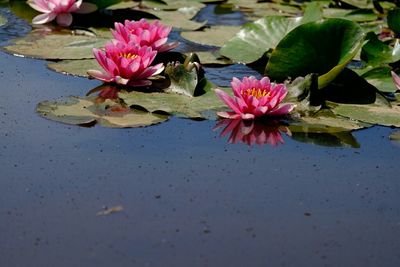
391 71 400 91
87 41 164 87
215 76 295 120
28 0 97 26
111 19 179 52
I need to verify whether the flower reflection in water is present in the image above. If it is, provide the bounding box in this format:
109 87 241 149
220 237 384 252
214 119 291 147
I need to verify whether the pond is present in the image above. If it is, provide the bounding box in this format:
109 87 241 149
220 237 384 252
1 1 400 266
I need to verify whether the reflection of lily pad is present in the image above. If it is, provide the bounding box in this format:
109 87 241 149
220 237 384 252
181 25 240 47
266 19 365 89
4 31 107 60
390 131 400 142
220 16 303 63
37 96 168 128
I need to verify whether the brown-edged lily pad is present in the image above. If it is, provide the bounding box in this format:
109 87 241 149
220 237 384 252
37 96 168 128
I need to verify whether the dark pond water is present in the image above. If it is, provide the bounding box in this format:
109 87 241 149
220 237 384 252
1 6 400 267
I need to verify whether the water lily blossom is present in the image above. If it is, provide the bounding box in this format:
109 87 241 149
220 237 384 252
215 76 295 120
28 0 97 26
87 41 164 86
391 71 400 91
111 19 179 52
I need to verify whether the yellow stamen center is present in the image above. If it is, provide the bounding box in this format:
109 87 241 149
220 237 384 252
241 88 270 99
118 52 138 60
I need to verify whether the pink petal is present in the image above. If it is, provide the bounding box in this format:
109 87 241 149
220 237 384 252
158 41 180 52
216 111 241 119
28 1 51 13
215 89 243 115
56 13 73 26
240 113 255 120
268 103 295 116
391 71 400 91
32 13 57 24
87 70 114 82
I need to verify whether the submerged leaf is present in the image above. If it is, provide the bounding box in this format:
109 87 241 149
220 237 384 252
37 96 168 128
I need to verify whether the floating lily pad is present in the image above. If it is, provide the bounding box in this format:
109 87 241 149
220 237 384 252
0 14 6 26
266 19 365 89
37 96 168 128
145 9 206 31
329 99 400 127
87 0 123 9
180 25 240 47
188 51 232 65
4 30 107 60
119 81 230 119
361 33 400 67
220 16 304 63
361 66 397 93
323 8 377 22
47 59 99 77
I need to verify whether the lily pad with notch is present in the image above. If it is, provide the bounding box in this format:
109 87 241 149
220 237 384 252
37 96 168 128
265 19 365 89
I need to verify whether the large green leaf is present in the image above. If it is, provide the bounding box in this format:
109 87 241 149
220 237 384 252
361 32 400 67
387 8 400 36
220 16 304 63
266 19 365 89
3 30 107 60
37 96 168 128
323 8 377 22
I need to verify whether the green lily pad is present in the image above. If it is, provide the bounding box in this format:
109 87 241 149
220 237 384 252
119 81 230 119
388 8 400 36
266 19 365 89
0 14 6 26
361 32 400 67
329 98 400 127
47 59 99 77
37 96 168 128
180 25 241 47
361 66 397 93
145 9 206 31
188 51 232 65
220 16 304 63
3 30 107 60
323 8 377 22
